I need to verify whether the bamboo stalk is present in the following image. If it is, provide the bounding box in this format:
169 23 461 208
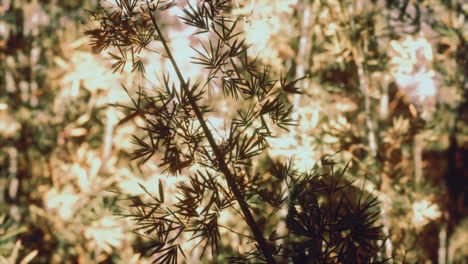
347 3 393 261
413 133 423 189
438 222 447 264
100 108 117 173
294 0 311 122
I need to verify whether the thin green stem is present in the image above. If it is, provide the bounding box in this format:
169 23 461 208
148 8 277 263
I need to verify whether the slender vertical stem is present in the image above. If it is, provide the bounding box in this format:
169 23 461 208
355 54 377 157
101 108 117 172
347 4 393 261
294 0 311 125
348 6 377 158
438 222 447 264
379 79 389 120
7 147 18 200
413 134 422 189
148 9 277 263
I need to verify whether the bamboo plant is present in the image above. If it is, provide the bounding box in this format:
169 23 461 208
85 0 386 263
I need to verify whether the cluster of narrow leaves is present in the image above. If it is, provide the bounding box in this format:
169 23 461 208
86 0 386 263
224 158 389 263
118 158 388 263
282 161 387 263
85 0 173 73
86 0 301 171
117 172 232 263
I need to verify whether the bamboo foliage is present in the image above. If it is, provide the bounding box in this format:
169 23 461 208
85 0 389 263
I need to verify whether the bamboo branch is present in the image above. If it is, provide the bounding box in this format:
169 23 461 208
148 8 277 263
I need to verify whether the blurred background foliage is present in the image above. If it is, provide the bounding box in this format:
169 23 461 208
0 0 466 263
